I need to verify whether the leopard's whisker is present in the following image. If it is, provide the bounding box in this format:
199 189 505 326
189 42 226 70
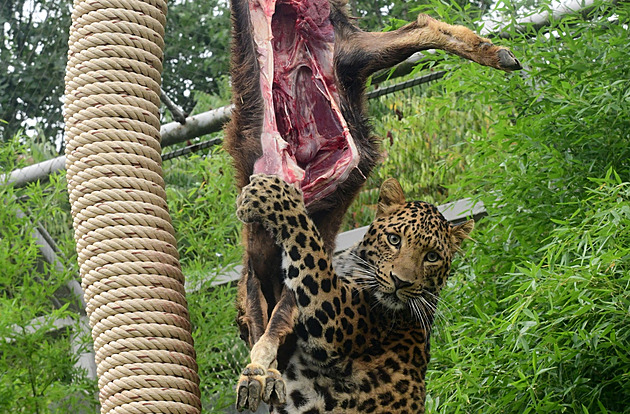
349 252 378 271
410 298 429 333
422 290 459 321
349 277 376 284
346 270 377 283
418 296 436 333
409 299 422 328
351 268 376 277
417 294 437 312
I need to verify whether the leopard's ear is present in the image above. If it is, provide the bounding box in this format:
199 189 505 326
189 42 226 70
450 219 474 252
377 178 406 217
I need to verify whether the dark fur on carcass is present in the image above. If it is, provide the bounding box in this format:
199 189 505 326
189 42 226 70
225 0 521 369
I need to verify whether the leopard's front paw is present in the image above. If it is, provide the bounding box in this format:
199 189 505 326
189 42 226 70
236 364 286 411
236 174 303 225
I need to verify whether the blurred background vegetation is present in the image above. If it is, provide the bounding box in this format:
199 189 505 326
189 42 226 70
1 0 629 412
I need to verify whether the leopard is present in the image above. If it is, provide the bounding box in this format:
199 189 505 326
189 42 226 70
235 174 474 413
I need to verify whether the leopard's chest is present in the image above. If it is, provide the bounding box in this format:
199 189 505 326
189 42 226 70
275 342 427 414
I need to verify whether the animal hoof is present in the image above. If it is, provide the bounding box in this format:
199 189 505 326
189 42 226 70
498 49 522 71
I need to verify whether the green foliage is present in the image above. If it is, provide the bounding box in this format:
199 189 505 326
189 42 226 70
0 0 71 143
428 177 630 413
345 85 488 228
0 138 97 413
190 283 248 411
165 149 241 274
0 0 232 146
349 0 493 31
163 0 232 113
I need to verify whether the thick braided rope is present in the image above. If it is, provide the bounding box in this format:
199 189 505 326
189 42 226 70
63 1 201 413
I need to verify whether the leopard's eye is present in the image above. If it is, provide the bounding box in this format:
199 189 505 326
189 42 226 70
425 251 440 262
387 233 401 247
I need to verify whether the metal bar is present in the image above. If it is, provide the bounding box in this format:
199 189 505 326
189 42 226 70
161 137 223 161
160 104 233 148
366 71 446 99
5 66 443 187
3 156 67 189
7 66 443 188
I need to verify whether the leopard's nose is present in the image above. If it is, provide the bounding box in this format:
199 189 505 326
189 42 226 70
391 274 412 290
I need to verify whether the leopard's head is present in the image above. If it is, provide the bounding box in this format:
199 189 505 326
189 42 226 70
350 178 473 323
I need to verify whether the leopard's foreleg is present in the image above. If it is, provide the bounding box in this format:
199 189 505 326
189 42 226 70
237 175 348 357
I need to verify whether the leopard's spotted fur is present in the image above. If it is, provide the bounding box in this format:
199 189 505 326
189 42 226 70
236 174 473 413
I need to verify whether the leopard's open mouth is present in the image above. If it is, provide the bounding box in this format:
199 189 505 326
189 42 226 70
249 0 358 205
